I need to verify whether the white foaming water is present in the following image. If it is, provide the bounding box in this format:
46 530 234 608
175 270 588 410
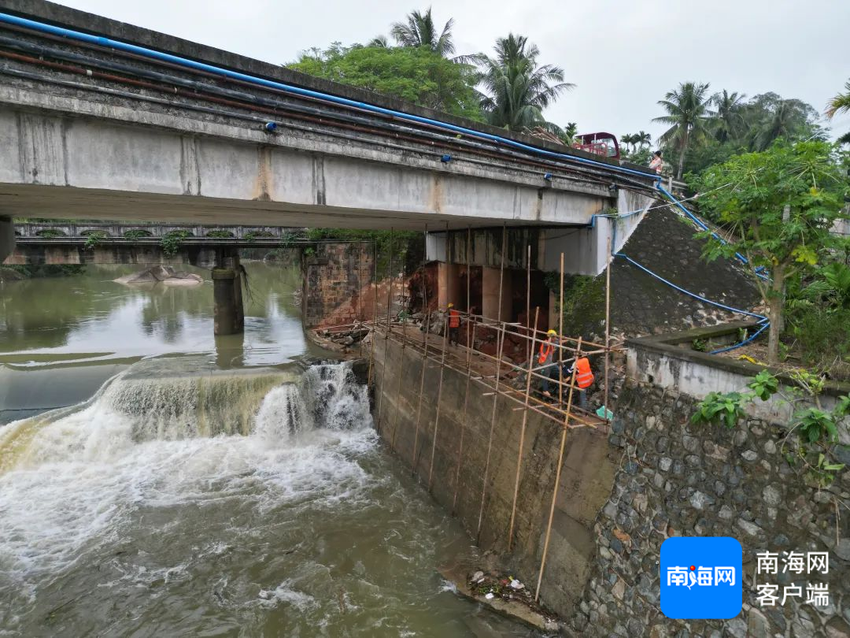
0 362 375 591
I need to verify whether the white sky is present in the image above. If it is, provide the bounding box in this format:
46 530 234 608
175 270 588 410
55 0 850 145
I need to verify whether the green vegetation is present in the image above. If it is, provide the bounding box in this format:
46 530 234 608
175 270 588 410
243 230 276 241
653 82 713 179
123 229 153 240
693 140 846 364
206 230 235 239
160 230 192 256
692 370 848 486
35 229 66 238
473 34 573 132
289 44 482 121
83 230 108 250
388 7 455 56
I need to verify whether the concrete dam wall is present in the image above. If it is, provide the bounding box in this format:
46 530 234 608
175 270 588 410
370 333 618 618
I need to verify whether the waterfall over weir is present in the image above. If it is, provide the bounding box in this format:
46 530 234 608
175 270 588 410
0 358 371 474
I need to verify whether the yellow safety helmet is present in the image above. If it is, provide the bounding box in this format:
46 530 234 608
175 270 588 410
547 330 557 337
447 303 454 308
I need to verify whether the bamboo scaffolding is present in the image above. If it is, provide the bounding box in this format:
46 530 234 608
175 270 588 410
508 306 539 550
476 225 507 542
526 244 531 361
558 253 565 407
535 337 582 602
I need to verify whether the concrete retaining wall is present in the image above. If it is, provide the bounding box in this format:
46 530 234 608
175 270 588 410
371 334 618 618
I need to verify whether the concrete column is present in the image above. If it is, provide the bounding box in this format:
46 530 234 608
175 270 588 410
481 266 512 321
212 267 244 335
0 216 15 264
437 262 461 309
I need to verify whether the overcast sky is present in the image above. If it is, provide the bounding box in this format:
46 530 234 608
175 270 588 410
57 0 850 144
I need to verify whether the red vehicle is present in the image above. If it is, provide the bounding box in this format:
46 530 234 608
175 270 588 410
573 132 620 160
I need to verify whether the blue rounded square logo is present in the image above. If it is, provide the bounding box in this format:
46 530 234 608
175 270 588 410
660 536 742 619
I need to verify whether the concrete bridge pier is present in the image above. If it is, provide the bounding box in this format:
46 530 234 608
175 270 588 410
212 249 244 336
0 216 14 264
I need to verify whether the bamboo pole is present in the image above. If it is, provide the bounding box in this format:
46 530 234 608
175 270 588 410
526 244 531 361
535 337 582 603
428 226 451 491
375 229 394 430
558 252 565 407
411 242 431 475
452 319 476 513
508 306 539 550
603 234 612 422
391 259 408 450
367 241 378 386
476 225 508 541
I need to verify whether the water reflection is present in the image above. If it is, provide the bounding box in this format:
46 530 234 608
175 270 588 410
0 263 325 422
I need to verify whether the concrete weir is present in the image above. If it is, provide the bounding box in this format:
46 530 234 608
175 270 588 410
370 334 618 619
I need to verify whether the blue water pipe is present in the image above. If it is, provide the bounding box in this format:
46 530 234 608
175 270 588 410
0 12 659 183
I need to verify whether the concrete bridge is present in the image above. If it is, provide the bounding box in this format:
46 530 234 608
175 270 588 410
0 0 659 333
4 222 306 268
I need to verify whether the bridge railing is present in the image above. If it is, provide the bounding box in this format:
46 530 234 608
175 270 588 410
14 222 304 240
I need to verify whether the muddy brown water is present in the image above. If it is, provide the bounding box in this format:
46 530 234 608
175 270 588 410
0 264 541 637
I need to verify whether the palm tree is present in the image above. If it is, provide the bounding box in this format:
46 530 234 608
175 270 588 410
367 35 390 48
826 80 850 119
475 34 574 132
635 131 652 148
621 133 636 153
711 90 746 143
753 100 800 151
390 8 455 57
653 82 712 179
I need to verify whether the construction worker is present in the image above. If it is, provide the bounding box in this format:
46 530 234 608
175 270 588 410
567 355 595 410
539 330 562 398
539 331 594 409
447 302 461 346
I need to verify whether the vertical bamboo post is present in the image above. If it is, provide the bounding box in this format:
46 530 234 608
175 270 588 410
508 306 539 551
427 223 451 490
558 252 565 407
411 233 431 475
358 241 364 358
375 229 395 430
535 337 582 602
367 241 378 386
452 319 476 514
604 234 612 421
391 259 408 450
526 244 531 360
466 227 471 348
476 225 508 541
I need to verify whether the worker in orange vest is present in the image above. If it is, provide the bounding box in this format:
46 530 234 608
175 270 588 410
447 303 461 347
539 330 594 409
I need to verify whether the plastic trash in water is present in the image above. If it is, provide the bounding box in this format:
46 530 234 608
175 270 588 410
596 405 614 420
485 593 495 600
509 579 524 590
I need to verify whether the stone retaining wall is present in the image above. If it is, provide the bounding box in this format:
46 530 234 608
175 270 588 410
568 380 850 637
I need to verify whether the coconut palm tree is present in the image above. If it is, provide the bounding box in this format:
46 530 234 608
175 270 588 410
710 90 746 143
367 35 390 48
653 82 712 179
635 131 652 148
475 34 574 132
390 8 455 57
620 133 636 153
826 80 850 119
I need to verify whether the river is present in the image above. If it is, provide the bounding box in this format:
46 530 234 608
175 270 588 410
0 264 539 637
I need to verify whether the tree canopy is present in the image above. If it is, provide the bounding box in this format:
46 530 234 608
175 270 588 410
289 43 483 120
693 141 846 363
390 7 455 57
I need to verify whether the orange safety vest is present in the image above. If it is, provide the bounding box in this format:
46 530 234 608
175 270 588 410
575 357 594 389
538 341 555 365
449 309 461 328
